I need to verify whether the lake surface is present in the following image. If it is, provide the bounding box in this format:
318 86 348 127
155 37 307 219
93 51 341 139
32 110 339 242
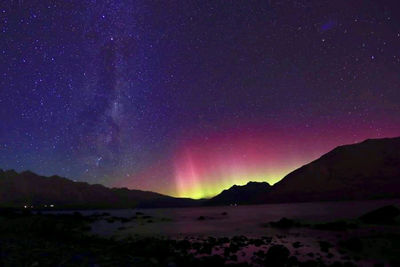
43 199 400 265
50 199 400 238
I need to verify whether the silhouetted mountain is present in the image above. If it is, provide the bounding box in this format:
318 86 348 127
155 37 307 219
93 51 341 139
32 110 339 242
209 137 400 205
3 137 400 209
262 137 400 203
0 170 203 209
206 182 271 206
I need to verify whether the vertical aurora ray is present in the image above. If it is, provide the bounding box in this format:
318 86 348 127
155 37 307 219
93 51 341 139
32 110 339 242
114 124 400 199
171 129 312 198
174 150 203 198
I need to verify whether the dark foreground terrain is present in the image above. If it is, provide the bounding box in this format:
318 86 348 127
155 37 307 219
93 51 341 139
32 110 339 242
1 205 400 266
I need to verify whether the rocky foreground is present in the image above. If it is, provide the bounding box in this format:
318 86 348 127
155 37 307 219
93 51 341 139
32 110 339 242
1 205 400 266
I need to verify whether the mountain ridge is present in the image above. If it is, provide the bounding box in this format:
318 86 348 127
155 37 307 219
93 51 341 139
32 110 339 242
263 136 400 202
2 136 400 208
205 181 271 206
0 169 203 209
207 137 400 205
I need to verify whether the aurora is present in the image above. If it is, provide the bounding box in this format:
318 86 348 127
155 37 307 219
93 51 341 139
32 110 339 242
114 123 400 199
171 129 300 198
1 1 400 199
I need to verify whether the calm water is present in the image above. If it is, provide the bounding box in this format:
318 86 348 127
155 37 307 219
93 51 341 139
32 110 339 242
53 199 400 238
43 199 400 266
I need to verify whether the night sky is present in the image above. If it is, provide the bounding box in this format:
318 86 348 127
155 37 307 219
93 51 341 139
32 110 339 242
1 0 400 198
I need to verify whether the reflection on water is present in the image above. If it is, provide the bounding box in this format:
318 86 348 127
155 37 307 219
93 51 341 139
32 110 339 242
43 199 400 265
49 199 400 237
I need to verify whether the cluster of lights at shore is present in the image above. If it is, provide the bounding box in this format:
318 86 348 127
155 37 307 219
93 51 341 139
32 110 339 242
24 204 55 209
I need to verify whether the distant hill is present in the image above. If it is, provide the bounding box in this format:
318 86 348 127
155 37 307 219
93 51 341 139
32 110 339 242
206 182 271 206
263 137 400 203
3 137 400 209
209 137 400 205
0 170 203 209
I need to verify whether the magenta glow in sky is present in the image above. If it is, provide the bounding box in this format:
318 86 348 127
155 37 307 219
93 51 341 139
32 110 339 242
116 122 400 198
2 1 400 198
172 129 305 198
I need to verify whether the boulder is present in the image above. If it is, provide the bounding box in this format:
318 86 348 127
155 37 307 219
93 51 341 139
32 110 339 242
359 205 400 224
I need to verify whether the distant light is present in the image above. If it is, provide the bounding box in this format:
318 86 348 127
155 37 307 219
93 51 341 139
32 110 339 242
50 204 54 208
24 205 27 209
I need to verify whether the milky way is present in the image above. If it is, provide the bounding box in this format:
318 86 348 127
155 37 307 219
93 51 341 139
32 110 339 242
1 1 400 198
